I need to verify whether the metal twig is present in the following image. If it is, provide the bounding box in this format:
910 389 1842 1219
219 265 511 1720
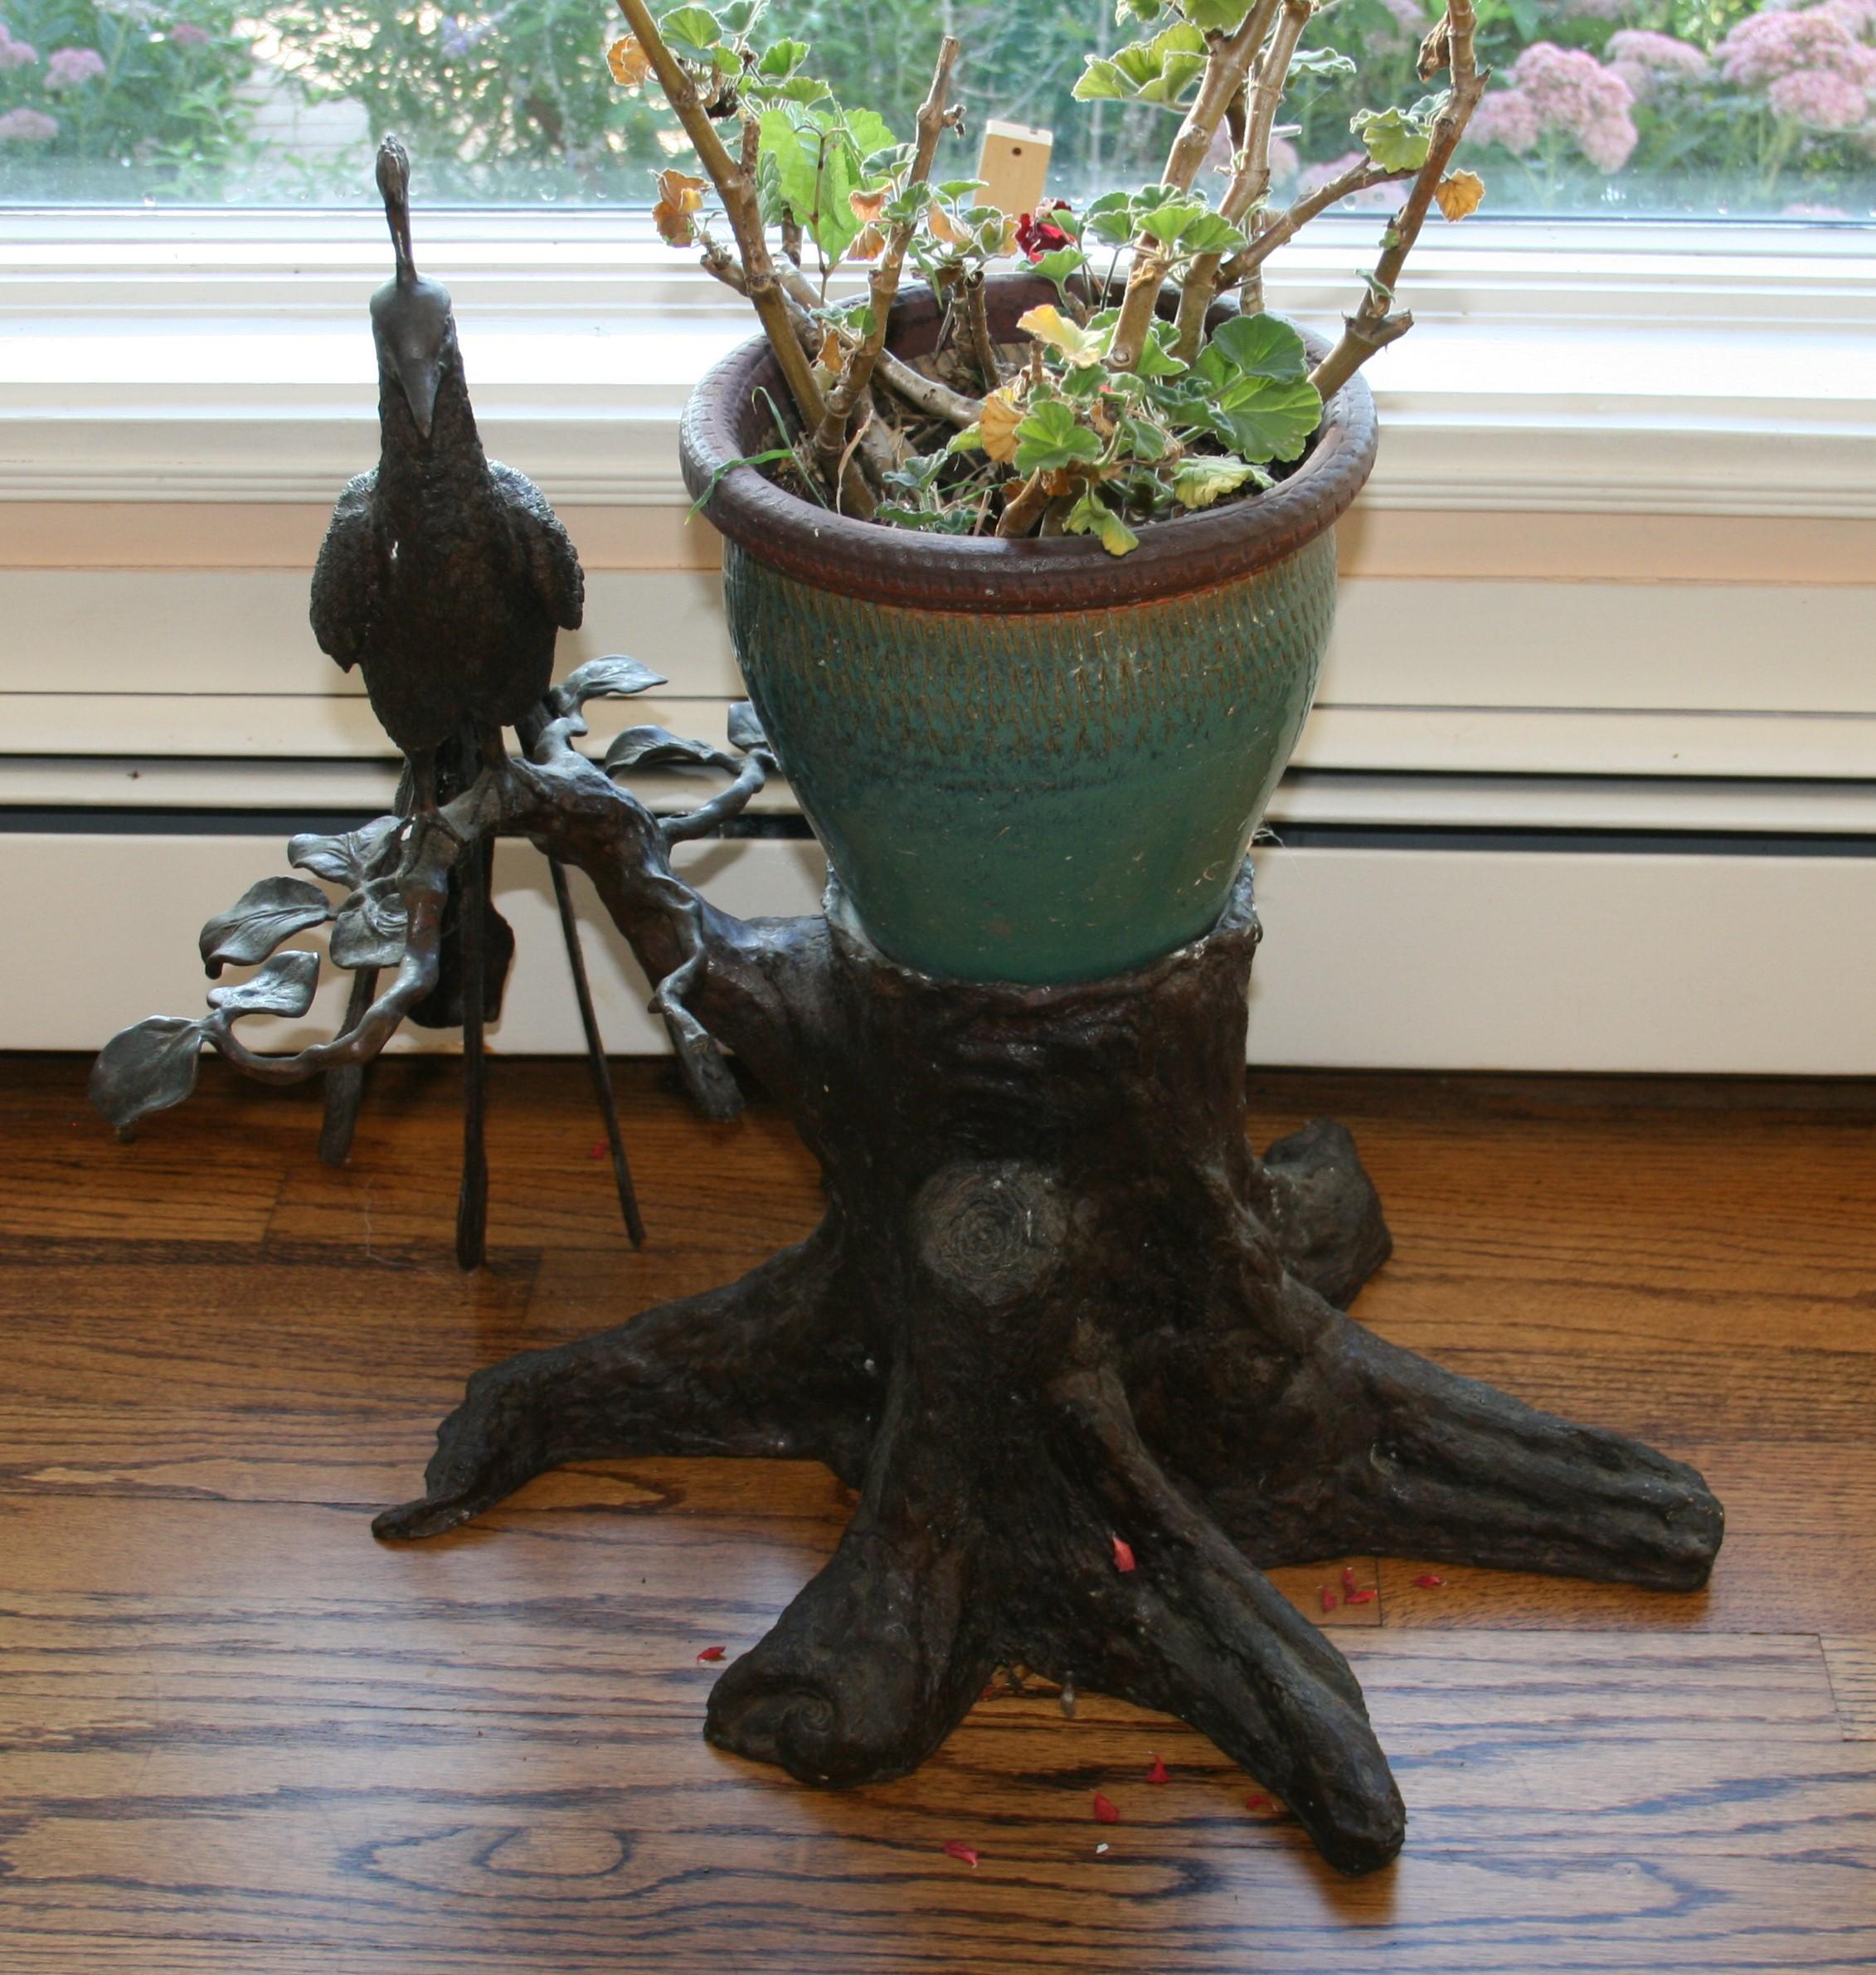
550 854 645 1248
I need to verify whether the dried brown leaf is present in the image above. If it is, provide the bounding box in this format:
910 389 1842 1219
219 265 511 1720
652 168 708 248
607 35 653 88
1434 169 1485 221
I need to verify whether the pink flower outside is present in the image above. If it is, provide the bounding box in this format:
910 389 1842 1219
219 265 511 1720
0 27 38 69
1718 5 1876 87
1504 41 1640 173
1767 62 1870 123
0 105 58 140
1606 29 1709 76
168 21 212 46
44 44 107 88
1468 85 1542 153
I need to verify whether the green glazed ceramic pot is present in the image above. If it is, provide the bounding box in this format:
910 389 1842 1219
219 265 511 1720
678 275 1377 985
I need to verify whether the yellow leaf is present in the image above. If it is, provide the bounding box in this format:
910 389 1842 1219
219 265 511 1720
1434 169 1485 221
979 387 1023 466
1015 302 1104 368
606 36 652 88
848 187 887 224
846 224 885 263
927 203 969 248
652 168 708 248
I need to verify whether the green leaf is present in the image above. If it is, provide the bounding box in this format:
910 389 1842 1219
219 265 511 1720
1072 58 1130 101
1182 0 1255 28
1062 489 1140 557
717 0 763 34
1083 192 1140 246
1173 455 1271 507
935 178 987 199
1135 195 1204 243
1175 210 1248 254
1352 104 1433 172
1204 374 1324 463
1290 45 1358 77
1114 411 1173 462
1012 400 1104 476
755 37 808 75
1201 312 1311 385
1133 319 1190 379
659 5 722 62
1031 246 1088 294
947 422 984 454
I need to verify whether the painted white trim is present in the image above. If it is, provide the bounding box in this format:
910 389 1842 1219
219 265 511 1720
10 831 1872 1073
1 214 1872 516
9 755 1876 834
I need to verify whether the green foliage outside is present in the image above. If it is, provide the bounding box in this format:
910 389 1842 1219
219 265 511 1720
0 0 1871 213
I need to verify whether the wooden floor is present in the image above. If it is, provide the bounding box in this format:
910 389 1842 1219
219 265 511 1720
2 1053 1873 1973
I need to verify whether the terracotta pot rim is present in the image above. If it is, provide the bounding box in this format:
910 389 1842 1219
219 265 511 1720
678 271 1376 616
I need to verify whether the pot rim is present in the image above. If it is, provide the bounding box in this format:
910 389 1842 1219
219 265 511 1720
678 270 1376 616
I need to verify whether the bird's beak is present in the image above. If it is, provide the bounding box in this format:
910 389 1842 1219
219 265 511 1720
395 349 442 439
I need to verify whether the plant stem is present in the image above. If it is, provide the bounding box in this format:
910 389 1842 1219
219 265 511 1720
813 36 962 483
1174 0 1312 359
1308 0 1485 401
614 0 858 508
1107 0 1281 373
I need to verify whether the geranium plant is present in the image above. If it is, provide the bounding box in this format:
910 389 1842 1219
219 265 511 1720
610 0 1485 548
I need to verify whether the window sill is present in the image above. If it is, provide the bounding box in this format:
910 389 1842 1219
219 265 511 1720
0 212 1871 516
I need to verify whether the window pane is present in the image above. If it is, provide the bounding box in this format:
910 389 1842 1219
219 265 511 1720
0 0 1870 216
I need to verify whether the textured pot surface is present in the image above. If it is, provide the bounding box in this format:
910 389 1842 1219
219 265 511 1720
681 275 1377 984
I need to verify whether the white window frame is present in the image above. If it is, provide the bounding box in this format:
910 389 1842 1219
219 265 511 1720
0 208 1871 516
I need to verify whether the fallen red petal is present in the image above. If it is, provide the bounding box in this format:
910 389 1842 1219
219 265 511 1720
1093 1791 1121 1824
1320 1586 1339 1613
1341 1564 1358 1593
1246 1793 1273 1813
1146 1755 1169 1785
696 1646 727 1662
588 1140 607 1160
943 1840 980 1868
1111 1535 1136 1574
1414 1573 1446 1589
1346 1588 1377 1605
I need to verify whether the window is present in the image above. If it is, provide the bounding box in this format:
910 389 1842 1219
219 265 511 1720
0 0 1870 216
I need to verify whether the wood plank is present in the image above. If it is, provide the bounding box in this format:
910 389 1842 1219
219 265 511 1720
1825 1638 1876 1739
1 1518 1868 1975
3 1057 1875 1970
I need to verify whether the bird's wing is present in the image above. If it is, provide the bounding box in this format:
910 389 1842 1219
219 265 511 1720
490 460 585 632
309 472 379 673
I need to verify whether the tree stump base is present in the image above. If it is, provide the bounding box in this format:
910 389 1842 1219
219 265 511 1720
376 868 1724 1875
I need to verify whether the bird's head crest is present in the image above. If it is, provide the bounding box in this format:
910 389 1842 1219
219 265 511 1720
368 136 456 442
377 134 416 285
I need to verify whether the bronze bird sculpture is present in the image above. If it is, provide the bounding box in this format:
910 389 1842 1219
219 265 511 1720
310 135 642 1264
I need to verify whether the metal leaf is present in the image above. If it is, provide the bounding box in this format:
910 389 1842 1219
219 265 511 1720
289 815 401 891
562 655 667 705
330 878 410 971
603 726 723 775
89 1015 207 1132
199 876 333 977
208 949 320 1021
727 700 770 753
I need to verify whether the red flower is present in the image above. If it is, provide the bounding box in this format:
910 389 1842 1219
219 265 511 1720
1015 199 1073 263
